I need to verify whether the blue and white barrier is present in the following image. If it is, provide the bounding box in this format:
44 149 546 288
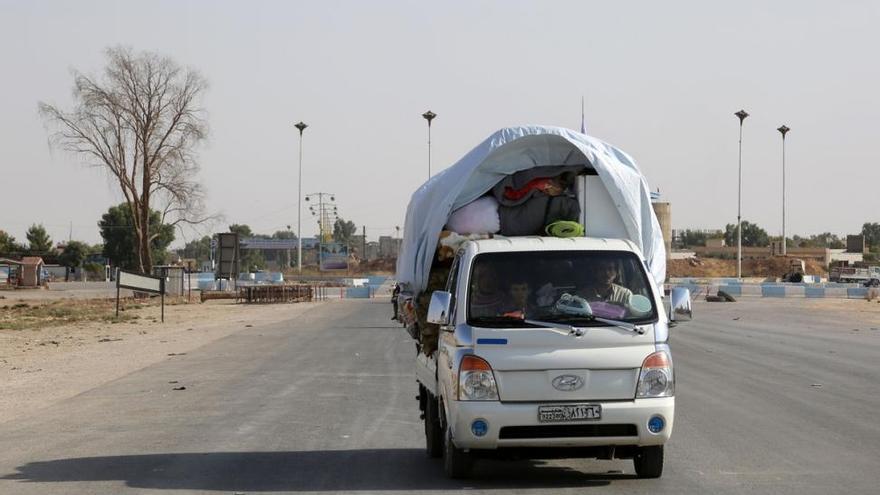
668 281 873 299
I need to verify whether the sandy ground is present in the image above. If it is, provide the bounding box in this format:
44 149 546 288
0 298 326 424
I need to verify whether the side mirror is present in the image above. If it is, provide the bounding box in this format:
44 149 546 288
669 287 693 323
426 290 452 325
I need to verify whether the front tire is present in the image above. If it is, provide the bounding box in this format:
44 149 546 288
443 422 473 478
424 394 443 458
633 445 664 478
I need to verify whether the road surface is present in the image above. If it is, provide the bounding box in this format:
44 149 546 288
1 298 878 494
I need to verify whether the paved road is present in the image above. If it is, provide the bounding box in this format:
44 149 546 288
1 298 878 494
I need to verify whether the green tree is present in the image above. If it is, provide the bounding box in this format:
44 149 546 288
803 232 845 249
59 241 89 281
0 230 17 254
724 220 769 247
862 222 880 249
99 203 174 272
228 224 254 238
272 229 297 268
333 218 357 246
182 236 212 261
26 224 53 253
677 229 707 248
228 224 265 271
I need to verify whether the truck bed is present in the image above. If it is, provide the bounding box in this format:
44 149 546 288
416 351 438 396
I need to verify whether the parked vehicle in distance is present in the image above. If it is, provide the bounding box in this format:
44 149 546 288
830 265 880 283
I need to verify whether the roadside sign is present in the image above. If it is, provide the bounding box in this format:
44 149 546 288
116 269 166 322
216 233 239 281
118 270 162 293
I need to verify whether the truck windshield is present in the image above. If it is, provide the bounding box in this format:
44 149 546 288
467 250 657 327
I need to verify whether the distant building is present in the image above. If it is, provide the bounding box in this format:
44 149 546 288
378 236 401 258
706 238 726 248
364 241 380 261
19 257 44 287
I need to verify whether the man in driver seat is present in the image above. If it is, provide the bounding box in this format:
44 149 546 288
577 259 632 306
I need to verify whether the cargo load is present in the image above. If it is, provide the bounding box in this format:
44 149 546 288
395 125 666 355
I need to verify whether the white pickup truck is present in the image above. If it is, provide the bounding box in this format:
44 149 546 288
417 237 691 478
396 126 691 478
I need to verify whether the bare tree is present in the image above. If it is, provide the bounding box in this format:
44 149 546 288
40 46 210 273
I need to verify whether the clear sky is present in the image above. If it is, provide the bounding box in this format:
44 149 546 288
1 0 878 247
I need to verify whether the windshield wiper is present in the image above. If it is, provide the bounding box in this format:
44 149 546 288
547 315 645 335
470 316 574 335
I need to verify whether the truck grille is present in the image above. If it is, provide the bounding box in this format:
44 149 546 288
499 424 637 439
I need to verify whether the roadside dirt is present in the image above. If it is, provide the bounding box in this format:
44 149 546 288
0 298 325 424
668 257 828 278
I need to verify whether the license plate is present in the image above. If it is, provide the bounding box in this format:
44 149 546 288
538 404 602 422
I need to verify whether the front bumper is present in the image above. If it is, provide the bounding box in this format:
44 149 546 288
449 397 674 450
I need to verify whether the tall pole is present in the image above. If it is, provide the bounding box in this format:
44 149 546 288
778 125 790 256
295 121 308 273
422 110 436 179
735 110 749 279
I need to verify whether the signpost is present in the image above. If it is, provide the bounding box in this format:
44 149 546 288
215 232 240 285
116 269 166 322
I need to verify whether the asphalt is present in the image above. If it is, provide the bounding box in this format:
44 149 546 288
1 297 878 494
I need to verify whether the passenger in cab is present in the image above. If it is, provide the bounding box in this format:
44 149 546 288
469 263 505 317
577 258 633 307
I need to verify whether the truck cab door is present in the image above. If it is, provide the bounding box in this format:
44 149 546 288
438 254 462 399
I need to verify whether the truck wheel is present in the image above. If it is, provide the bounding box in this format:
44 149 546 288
424 396 443 458
633 445 664 478
443 423 473 478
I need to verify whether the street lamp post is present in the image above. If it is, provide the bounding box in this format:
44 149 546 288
777 125 790 256
735 110 749 279
294 121 308 273
422 110 436 179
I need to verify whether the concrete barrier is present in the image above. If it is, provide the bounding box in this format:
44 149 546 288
669 281 870 299
345 287 373 299
761 285 786 298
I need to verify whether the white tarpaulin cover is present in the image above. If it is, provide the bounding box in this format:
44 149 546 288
396 125 666 292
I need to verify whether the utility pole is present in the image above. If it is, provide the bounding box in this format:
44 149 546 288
734 109 749 279
294 121 308 273
777 125 790 256
362 225 366 261
306 192 337 271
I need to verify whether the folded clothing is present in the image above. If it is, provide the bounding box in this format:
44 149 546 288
503 178 564 201
445 195 500 235
492 165 583 207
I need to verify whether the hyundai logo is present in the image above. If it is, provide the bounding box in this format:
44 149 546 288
552 374 584 391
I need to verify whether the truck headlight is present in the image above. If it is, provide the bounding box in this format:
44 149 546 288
636 351 674 398
458 355 499 401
